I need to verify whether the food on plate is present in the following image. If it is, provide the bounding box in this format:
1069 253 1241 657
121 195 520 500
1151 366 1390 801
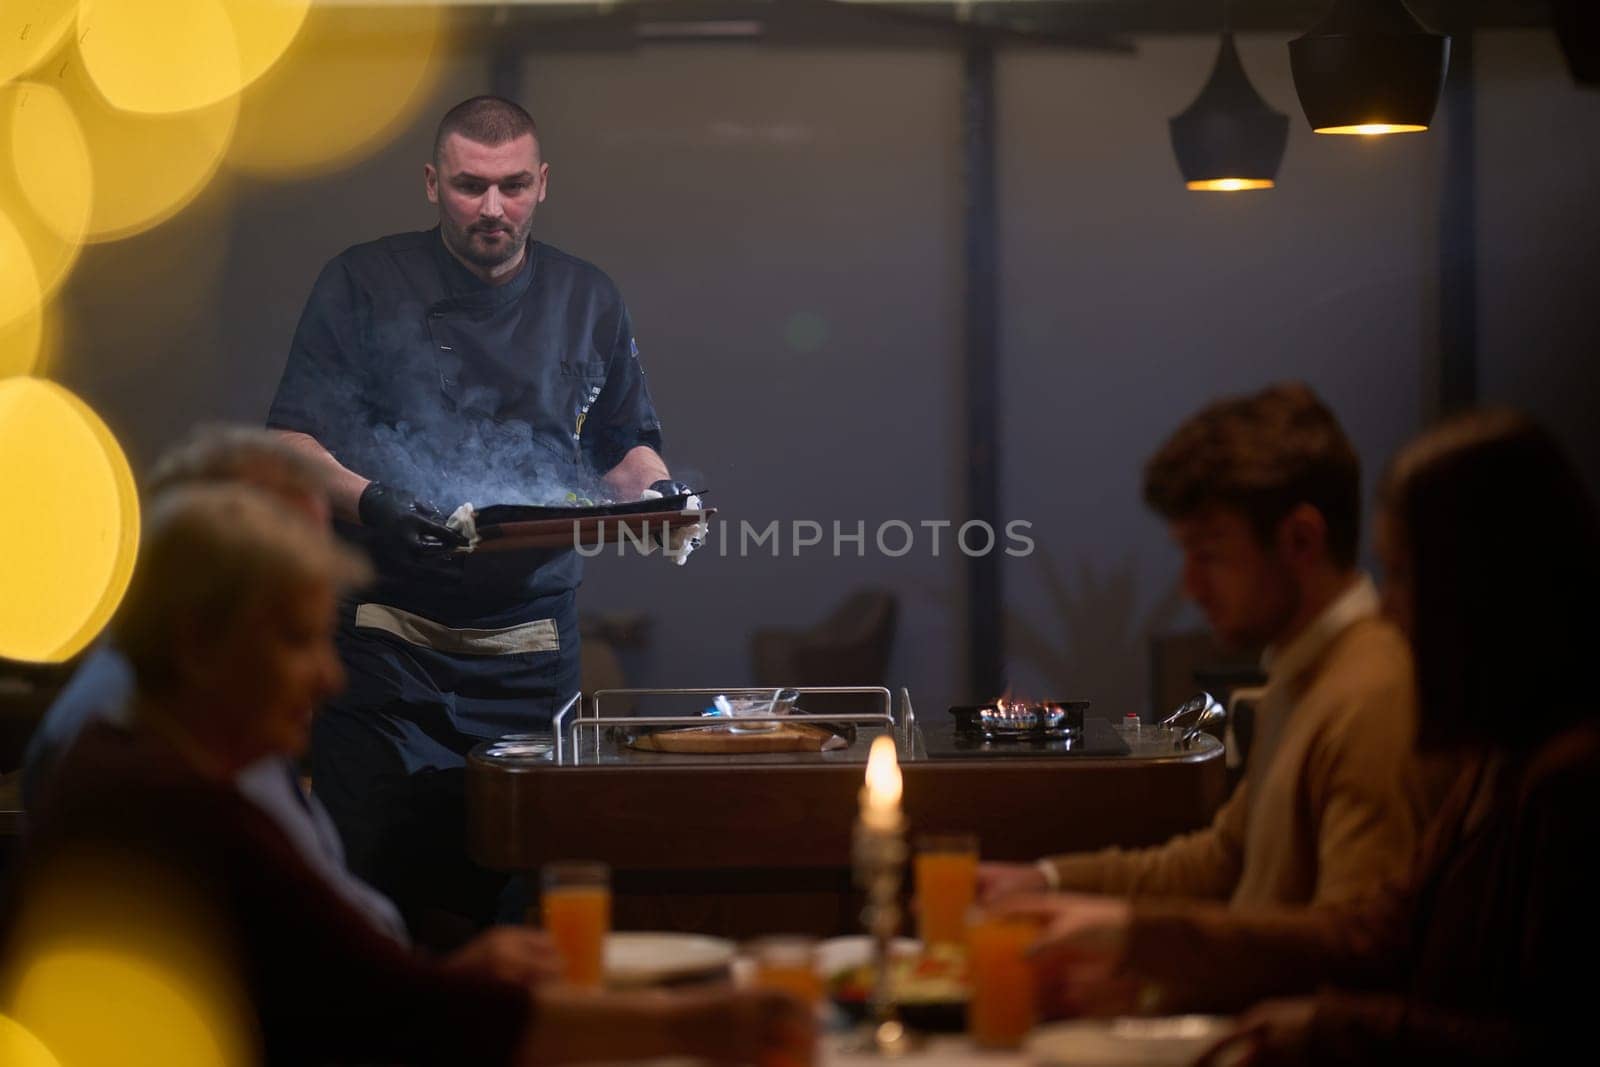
827 942 969 1006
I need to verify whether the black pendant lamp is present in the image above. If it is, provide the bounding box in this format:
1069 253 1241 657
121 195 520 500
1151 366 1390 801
1169 14 1289 192
1289 0 1450 135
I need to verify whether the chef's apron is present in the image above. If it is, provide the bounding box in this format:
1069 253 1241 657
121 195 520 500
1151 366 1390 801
309 590 578 927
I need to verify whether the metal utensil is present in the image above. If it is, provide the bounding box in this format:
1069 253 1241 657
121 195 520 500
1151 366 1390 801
1156 692 1225 749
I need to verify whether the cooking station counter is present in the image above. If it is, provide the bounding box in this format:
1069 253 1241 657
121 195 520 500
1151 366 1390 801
466 690 1226 938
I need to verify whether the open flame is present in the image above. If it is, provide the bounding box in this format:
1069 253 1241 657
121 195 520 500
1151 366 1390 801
990 691 1058 714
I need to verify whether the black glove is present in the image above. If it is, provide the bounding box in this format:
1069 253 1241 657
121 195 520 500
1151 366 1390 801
646 479 696 501
358 482 467 572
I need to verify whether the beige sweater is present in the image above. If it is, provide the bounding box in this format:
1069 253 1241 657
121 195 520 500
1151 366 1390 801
1044 583 1423 909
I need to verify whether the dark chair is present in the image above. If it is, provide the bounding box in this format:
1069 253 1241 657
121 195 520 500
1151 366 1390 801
750 588 898 717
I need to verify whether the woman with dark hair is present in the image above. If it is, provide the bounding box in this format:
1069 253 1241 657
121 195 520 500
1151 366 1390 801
999 411 1600 1064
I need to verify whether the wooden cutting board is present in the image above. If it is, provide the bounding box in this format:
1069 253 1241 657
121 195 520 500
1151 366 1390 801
628 722 842 754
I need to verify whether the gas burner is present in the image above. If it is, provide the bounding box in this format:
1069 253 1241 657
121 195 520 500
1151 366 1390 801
949 699 1090 741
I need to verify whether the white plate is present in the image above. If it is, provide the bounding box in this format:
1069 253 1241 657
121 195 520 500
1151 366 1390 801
1028 1016 1233 1066
604 932 737 988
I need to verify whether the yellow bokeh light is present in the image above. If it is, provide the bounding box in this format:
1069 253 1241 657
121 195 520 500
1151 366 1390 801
0 1 77 86
0 378 140 663
1315 123 1429 135
7 946 249 1067
5 82 93 243
1186 178 1276 191
76 0 310 116
0 209 44 339
0 85 87 316
227 3 447 178
0 1015 61 1067
2 857 256 1067
0 301 48 379
48 51 238 242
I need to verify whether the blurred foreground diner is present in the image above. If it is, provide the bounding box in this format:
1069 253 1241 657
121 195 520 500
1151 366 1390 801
0 484 808 1065
19 426 408 942
981 383 1424 911
1003 411 1600 1064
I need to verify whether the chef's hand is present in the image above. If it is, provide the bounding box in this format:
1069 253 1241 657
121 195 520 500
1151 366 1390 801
639 478 707 566
977 860 1050 904
358 481 467 571
1193 998 1317 1067
441 926 563 988
991 893 1141 1018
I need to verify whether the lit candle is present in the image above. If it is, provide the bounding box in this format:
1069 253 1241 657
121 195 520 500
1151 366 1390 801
860 735 903 831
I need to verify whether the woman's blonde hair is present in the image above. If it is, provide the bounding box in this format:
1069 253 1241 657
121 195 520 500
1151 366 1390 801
113 484 368 696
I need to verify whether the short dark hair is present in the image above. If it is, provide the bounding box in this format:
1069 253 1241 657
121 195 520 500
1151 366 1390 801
433 95 538 164
1381 411 1600 752
1143 383 1362 567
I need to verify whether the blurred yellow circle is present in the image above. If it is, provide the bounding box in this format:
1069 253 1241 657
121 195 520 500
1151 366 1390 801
0 85 86 318
0 209 44 340
8 944 248 1067
0 1016 60 1067
0 302 46 379
0 1 77 86
4 82 93 243
51 51 237 242
76 0 310 116
227 3 446 178
0 378 140 663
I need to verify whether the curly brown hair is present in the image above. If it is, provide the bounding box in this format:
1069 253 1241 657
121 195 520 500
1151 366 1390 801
1143 383 1361 567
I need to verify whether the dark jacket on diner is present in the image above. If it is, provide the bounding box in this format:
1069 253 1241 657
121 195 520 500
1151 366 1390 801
1118 719 1600 1064
0 721 531 1066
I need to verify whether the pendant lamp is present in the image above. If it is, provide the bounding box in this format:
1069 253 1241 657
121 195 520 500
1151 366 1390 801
1289 0 1450 135
1169 11 1289 192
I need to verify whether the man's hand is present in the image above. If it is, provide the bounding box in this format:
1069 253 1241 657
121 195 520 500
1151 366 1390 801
440 926 562 988
1193 997 1317 1067
977 861 1049 904
640 478 707 566
991 892 1137 1018
358 481 467 572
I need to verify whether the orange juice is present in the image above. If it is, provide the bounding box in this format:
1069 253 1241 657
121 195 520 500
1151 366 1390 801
966 917 1038 1048
542 885 610 988
754 961 824 1006
915 848 979 947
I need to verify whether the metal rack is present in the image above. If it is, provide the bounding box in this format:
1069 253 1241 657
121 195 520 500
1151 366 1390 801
553 686 917 764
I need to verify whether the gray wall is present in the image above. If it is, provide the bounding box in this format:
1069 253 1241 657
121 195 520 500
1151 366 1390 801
47 24 1600 715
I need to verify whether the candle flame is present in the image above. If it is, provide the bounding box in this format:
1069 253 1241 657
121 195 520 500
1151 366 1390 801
864 735 902 809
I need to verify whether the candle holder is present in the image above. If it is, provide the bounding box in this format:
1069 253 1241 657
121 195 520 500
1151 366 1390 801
845 811 919 1056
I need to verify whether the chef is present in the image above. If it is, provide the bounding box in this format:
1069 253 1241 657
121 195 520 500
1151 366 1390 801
267 95 694 938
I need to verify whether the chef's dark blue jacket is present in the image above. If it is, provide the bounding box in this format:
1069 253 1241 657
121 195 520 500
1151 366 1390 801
267 230 662 913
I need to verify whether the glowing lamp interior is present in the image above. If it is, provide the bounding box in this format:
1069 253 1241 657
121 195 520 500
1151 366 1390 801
1315 123 1429 135
1186 178 1276 191
0 378 139 663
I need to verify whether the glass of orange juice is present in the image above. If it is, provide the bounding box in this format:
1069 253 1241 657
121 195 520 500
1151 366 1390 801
750 936 823 1006
915 833 979 948
966 913 1039 1049
540 860 611 989
750 937 819 1067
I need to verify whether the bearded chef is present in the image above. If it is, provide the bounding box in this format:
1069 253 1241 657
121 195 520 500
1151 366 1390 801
268 95 698 937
